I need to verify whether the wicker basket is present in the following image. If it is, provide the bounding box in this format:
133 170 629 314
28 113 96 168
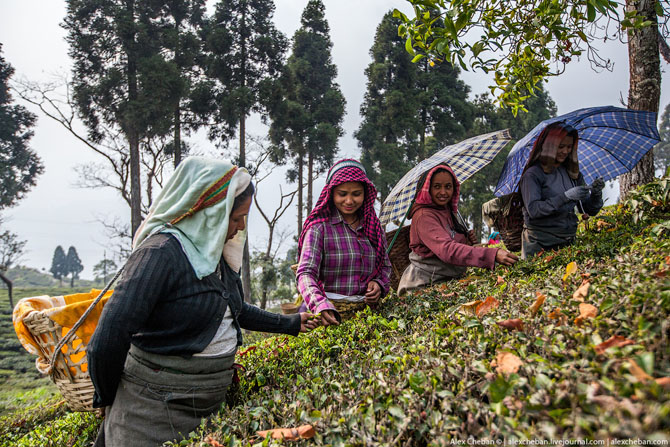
280 302 299 315
22 310 95 412
385 226 412 291
329 300 366 320
495 193 523 252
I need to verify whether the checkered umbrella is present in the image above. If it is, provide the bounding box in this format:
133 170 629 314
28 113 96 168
380 129 513 226
494 106 660 197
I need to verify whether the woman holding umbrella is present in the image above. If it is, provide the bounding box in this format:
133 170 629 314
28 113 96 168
519 122 604 259
398 164 518 295
296 159 391 325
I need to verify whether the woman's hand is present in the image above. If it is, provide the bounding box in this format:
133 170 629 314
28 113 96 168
319 309 340 326
495 249 519 266
467 230 478 245
299 312 321 332
365 281 381 304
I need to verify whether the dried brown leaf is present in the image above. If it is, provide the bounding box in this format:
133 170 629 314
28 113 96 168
495 351 523 375
475 295 500 317
572 280 591 302
529 291 546 316
547 308 568 325
460 300 482 316
594 335 636 355
628 360 653 382
257 425 315 440
574 303 598 325
496 319 524 331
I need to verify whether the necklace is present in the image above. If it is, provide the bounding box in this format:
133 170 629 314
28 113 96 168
345 216 360 228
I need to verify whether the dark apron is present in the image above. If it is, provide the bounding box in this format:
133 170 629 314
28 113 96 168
96 344 235 447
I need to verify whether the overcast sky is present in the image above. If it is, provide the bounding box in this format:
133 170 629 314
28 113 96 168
0 0 668 280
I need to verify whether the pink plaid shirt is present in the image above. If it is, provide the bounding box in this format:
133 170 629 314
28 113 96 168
296 211 391 315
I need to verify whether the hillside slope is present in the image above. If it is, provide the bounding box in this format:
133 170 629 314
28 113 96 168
2 178 669 446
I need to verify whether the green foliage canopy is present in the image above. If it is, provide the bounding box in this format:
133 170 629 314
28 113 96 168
65 246 84 287
459 86 557 238
269 0 346 184
49 246 67 283
356 11 474 201
0 44 43 210
204 0 288 147
394 0 663 113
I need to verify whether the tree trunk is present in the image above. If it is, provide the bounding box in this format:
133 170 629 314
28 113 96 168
239 115 252 303
242 239 253 304
307 150 313 212
619 0 660 199
260 289 268 310
297 146 304 237
129 131 142 236
173 17 182 168
126 0 142 237
174 105 182 167
0 272 13 309
70 274 74 288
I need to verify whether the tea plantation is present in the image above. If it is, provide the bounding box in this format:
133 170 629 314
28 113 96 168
2 178 669 446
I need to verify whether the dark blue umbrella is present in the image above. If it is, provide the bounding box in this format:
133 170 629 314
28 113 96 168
494 106 660 196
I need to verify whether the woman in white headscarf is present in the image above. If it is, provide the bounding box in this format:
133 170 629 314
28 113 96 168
88 157 318 447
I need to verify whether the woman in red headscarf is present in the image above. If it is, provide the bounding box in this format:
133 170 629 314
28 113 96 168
296 159 391 325
398 164 518 294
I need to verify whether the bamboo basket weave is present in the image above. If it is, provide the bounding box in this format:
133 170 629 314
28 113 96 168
385 226 411 291
329 300 366 320
22 311 96 412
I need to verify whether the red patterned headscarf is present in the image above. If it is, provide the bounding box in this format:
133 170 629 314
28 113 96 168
298 159 387 283
413 164 461 213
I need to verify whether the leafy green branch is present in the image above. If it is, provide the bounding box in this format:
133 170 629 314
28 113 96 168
395 0 668 114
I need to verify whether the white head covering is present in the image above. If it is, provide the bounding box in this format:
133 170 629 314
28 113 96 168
132 156 252 279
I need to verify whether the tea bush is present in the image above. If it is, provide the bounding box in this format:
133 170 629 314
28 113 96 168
3 178 670 446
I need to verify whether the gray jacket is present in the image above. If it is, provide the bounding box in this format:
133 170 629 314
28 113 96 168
520 164 603 235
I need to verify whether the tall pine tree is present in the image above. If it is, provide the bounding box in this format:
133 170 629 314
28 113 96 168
50 246 67 286
0 44 43 209
204 0 287 167
63 0 182 235
152 0 208 167
204 0 287 302
65 246 84 287
268 0 345 234
355 11 474 202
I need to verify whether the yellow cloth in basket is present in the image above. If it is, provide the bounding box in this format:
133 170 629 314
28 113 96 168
13 289 113 374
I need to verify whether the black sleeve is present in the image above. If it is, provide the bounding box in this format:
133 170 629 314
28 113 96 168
87 241 177 408
237 303 302 336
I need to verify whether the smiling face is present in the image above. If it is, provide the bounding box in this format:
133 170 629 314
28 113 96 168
226 196 252 241
555 135 574 165
332 181 365 219
429 170 454 208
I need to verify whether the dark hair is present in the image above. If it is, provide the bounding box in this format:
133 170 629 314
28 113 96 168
232 182 255 211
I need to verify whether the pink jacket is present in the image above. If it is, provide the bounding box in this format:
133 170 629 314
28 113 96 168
409 207 497 270
408 164 497 270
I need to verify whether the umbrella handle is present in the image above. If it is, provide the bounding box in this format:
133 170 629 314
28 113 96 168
387 202 413 253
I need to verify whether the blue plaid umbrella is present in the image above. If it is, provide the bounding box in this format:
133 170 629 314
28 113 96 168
494 106 660 197
380 129 512 226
